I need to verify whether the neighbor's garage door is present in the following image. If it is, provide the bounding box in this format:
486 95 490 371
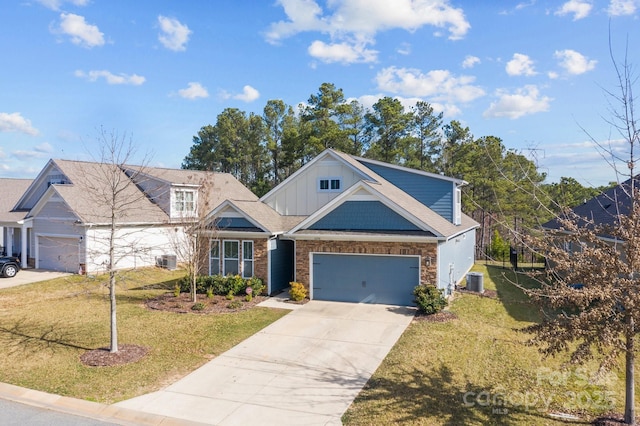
39 236 79 272
312 253 420 305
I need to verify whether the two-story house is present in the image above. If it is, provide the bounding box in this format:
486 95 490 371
1 159 255 274
203 149 479 305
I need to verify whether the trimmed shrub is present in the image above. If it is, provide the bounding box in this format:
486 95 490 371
246 277 265 296
191 302 206 311
179 274 265 296
289 282 307 301
413 285 447 315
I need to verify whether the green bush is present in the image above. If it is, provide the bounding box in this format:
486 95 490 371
179 274 265 296
413 285 446 315
289 282 307 302
227 300 243 309
191 302 206 311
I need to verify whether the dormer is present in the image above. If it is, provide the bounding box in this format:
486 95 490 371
170 185 199 219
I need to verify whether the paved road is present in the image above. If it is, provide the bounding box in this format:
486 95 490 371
0 398 117 425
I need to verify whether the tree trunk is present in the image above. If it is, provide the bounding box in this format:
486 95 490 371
109 270 118 353
625 318 635 425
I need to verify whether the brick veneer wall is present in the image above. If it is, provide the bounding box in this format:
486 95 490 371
295 240 438 290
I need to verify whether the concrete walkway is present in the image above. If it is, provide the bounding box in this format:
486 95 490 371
0 269 71 289
115 300 416 425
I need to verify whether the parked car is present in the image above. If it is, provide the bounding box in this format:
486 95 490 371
0 256 20 278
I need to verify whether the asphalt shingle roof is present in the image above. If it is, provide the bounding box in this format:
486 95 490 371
0 178 32 223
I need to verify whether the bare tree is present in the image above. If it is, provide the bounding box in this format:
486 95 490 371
76 129 156 353
522 41 640 424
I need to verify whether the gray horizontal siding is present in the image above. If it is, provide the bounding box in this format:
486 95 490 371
361 162 454 221
309 201 420 231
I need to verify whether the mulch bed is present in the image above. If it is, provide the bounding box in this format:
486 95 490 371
80 344 149 367
413 310 458 323
145 292 268 314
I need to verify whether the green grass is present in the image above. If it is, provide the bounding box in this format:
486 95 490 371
343 264 626 425
0 268 288 403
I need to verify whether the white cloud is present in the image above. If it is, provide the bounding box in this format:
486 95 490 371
308 40 378 63
397 42 411 55
506 53 537 76
462 55 480 69
178 82 209 100
37 0 88 10
0 112 39 136
266 0 470 64
158 16 191 51
483 85 552 119
54 13 104 48
233 85 260 102
75 70 145 85
554 49 597 74
375 66 485 104
608 0 637 16
555 1 593 20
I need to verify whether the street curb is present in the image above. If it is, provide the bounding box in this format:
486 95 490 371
0 382 208 425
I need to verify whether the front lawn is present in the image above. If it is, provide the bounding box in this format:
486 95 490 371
0 268 288 403
343 264 627 425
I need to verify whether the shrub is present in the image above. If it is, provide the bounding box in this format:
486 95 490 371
173 283 181 297
289 282 307 301
246 277 265 296
225 291 234 301
413 285 446 315
227 300 242 309
191 302 206 311
206 286 214 299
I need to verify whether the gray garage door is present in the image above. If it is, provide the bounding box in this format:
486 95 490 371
39 236 79 272
312 253 420 305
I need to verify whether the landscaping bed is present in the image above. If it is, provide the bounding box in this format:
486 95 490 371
146 292 269 314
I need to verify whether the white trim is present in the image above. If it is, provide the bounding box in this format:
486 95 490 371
309 252 421 301
205 200 268 233
222 240 240 276
242 240 254 279
292 232 441 243
317 176 342 193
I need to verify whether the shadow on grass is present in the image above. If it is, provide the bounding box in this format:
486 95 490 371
485 265 540 323
0 317 92 354
344 363 589 425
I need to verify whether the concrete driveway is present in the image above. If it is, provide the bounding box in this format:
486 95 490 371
115 300 416 425
0 269 71 289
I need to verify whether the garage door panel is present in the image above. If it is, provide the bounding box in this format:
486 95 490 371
312 254 419 305
39 237 79 273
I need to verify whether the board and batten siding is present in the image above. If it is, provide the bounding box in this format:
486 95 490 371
263 158 364 215
437 228 476 293
309 200 421 231
359 161 455 222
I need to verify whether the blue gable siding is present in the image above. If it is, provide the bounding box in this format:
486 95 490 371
309 201 420 231
215 217 256 229
360 161 454 221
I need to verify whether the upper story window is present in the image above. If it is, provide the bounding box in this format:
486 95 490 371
318 177 342 193
174 189 195 213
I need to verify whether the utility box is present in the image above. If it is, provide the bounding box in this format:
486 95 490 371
160 254 177 270
466 272 484 293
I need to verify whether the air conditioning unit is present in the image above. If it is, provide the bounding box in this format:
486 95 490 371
159 254 177 270
466 272 484 293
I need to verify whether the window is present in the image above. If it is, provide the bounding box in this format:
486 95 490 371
223 240 239 275
174 190 195 213
242 241 254 278
318 177 342 192
210 240 220 275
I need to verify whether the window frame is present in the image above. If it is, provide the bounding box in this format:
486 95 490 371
174 189 196 214
209 239 220 275
223 240 240 276
317 177 342 193
242 240 254 279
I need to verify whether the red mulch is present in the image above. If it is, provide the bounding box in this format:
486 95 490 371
80 344 149 367
145 292 268 314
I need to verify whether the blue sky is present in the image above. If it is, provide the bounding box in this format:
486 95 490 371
2 0 640 187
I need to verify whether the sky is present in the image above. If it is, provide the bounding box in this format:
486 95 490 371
2 0 640 188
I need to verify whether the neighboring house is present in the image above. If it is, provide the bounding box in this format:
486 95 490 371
0 178 34 265
543 177 636 245
204 149 479 305
1 159 255 274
